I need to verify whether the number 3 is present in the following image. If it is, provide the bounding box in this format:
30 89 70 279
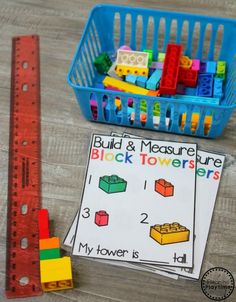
82 207 90 218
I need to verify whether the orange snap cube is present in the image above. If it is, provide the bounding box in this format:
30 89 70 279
39 237 60 250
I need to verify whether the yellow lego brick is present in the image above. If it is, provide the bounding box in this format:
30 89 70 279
115 98 122 110
115 65 149 77
216 61 226 75
40 256 73 292
150 222 190 245
181 113 212 129
180 56 192 69
158 52 165 62
103 76 149 95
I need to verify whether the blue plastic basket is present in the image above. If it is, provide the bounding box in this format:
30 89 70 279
67 4 236 138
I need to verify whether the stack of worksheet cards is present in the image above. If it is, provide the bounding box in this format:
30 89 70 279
64 132 225 280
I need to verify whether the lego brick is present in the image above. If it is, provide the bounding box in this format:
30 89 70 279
148 68 156 77
130 111 147 124
216 61 226 74
40 257 73 292
216 61 226 80
115 97 122 110
213 77 223 98
125 74 137 85
90 100 106 119
94 53 112 74
136 76 148 88
40 248 61 260
95 83 105 89
151 61 164 69
95 210 109 226
191 59 200 71
107 62 123 80
150 223 190 245
155 179 174 197
115 65 149 77
143 49 153 66
147 90 160 97
180 56 192 69
178 67 198 87
180 113 212 130
158 52 166 62
105 85 124 92
119 45 132 51
116 109 133 123
176 84 185 94
103 76 149 95
140 100 160 116
199 61 206 73
39 209 50 239
206 61 217 74
197 73 214 97
159 44 182 95
39 237 60 250
172 94 220 105
99 175 127 193
116 49 149 68
185 87 197 95
146 69 162 90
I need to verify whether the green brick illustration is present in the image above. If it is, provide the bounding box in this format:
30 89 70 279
99 175 127 193
40 248 61 260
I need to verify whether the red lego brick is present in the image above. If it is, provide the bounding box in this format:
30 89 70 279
155 179 174 197
159 44 182 95
39 209 50 239
178 67 198 87
95 210 109 226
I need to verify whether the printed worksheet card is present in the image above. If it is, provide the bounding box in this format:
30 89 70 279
156 150 225 279
71 134 197 267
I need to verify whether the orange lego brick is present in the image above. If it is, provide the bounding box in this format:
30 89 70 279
39 237 60 250
155 179 174 197
147 90 160 97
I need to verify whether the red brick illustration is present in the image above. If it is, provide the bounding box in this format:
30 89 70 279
95 210 109 226
155 179 174 197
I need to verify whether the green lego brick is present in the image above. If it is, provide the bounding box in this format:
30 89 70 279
94 53 112 74
140 100 160 116
40 248 61 260
144 49 153 67
99 175 127 193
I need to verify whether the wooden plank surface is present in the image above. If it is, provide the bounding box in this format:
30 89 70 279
0 0 235 301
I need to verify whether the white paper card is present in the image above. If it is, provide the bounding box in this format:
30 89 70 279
70 134 197 267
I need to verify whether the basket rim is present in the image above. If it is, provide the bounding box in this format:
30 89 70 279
90 4 236 24
66 3 236 111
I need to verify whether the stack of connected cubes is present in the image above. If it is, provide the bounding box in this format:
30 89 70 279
39 209 73 292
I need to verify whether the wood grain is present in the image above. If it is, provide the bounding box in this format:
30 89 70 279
0 1 235 301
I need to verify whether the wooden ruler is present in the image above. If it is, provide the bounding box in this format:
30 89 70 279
5 35 42 298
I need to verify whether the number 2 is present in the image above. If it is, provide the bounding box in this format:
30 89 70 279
140 213 149 224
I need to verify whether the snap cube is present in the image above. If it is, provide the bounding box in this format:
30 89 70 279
40 257 73 292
